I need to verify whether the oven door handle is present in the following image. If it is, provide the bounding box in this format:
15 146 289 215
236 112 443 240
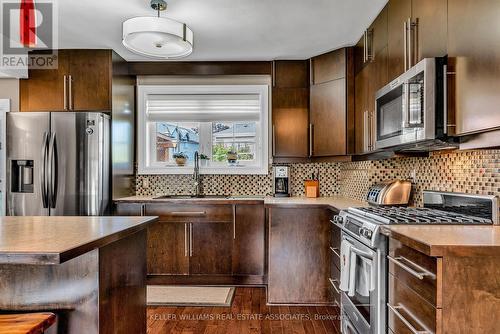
350 245 374 260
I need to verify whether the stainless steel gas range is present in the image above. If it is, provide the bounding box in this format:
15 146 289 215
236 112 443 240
333 190 497 334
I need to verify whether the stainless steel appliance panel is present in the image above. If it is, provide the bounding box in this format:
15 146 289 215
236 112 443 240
6 112 50 216
50 112 110 216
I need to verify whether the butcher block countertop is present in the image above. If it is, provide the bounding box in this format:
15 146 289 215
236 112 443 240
381 225 500 257
115 195 368 211
0 216 158 265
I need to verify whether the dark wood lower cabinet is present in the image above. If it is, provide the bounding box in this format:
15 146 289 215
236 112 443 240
268 206 331 304
115 202 266 284
232 204 266 276
147 221 189 275
190 222 233 275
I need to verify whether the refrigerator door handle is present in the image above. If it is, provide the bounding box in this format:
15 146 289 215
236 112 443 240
48 132 58 209
40 132 49 208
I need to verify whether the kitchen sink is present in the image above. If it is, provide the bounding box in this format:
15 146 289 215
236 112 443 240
153 195 229 199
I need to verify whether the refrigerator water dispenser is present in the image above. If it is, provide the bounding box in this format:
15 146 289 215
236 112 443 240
11 160 34 193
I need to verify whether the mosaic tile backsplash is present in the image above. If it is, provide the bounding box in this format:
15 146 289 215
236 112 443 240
339 149 500 206
135 163 340 197
135 149 500 208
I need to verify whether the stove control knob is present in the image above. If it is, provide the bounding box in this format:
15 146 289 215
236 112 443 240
365 230 373 238
334 215 344 224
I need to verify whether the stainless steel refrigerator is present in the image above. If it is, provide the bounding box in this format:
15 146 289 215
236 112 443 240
6 112 110 216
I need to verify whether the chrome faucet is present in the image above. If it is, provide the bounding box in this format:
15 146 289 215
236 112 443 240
193 151 202 196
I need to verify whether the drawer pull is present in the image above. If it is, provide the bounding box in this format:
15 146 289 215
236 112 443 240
387 303 432 334
329 246 341 258
388 255 436 280
328 278 341 294
169 211 206 217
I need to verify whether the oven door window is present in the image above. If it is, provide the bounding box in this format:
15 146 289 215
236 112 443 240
376 85 403 141
348 256 372 325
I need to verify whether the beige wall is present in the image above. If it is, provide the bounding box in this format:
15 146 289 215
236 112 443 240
0 78 19 111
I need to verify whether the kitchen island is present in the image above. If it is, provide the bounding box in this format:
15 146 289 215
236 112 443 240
0 216 158 334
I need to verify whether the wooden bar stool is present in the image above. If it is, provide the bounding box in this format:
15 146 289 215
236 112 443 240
0 313 56 334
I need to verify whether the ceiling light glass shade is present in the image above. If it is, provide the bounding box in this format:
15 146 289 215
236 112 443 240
122 17 193 59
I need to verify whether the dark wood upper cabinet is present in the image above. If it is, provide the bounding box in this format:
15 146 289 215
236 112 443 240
19 50 70 112
387 0 412 81
355 5 388 75
448 0 500 135
20 49 112 112
412 0 447 61
69 50 112 111
371 5 389 59
387 0 447 81
273 60 309 88
310 48 354 157
354 47 388 155
272 60 310 159
354 64 370 154
232 204 265 276
310 80 347 156
311 50 346 84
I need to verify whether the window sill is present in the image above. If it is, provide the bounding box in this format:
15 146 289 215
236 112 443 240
137 166 269 175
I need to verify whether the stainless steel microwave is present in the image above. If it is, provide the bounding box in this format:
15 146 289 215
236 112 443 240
374 57 457 151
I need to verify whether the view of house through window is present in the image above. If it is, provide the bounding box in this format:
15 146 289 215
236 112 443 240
155 122 200 164
153 121 258 167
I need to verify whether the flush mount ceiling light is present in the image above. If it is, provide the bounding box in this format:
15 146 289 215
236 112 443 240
122 0 193 59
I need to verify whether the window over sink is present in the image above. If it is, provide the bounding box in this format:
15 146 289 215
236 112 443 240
137 85 269 174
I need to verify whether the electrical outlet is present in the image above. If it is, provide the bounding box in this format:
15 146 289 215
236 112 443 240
142 178 149 188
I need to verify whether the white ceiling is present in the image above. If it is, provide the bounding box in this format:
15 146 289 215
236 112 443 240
58 0 387 61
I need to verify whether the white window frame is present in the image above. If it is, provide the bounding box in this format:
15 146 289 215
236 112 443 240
137 84 269 175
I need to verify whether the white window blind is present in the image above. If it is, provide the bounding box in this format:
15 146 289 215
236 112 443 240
146 94 261 121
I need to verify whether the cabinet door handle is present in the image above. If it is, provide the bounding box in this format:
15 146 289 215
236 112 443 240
412 18 419 66
403 20 408 71
329 246 341 258
271 61 276 87
232 205 236 240
407 18 413 68
363 30 367 63
328 278 341 294
68 75 73 110
309 123 314 157
140 204 145 216
370 110 375 151
387 303 432 334
184 223 188 256
189 223 193 257
170 211 206 217
272 125 276 156
63 75 68 110
387 255 436 280
309 58 314 85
